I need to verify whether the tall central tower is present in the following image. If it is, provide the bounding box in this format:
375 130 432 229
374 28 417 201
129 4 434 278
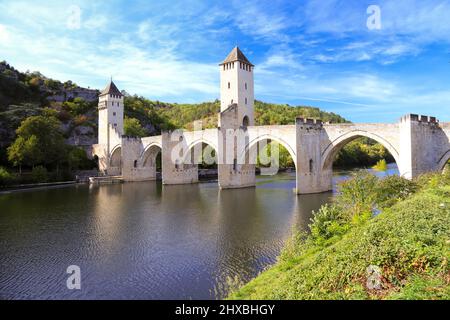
219 47 254 127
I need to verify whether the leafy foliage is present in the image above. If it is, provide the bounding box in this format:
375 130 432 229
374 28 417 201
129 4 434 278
309 204 350 245
255 101 347 125
334 137 394 168
67 146 95 170
31 165 49 183
373 159 388 171
229 173 450 300
7 115 66 168
124 117 148 137
62 97 94 116
0 166 14 186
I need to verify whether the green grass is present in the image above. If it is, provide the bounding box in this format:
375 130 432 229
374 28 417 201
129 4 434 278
229 174 450 300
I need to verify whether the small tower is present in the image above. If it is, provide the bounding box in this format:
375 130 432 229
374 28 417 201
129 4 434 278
98 79 124 146
219 47 254 127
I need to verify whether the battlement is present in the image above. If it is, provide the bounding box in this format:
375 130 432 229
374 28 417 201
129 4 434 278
296 117 323 126
400 114 439 124
122 135 142 142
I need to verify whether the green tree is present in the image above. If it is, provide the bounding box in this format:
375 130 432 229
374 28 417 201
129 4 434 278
67 146 93 170
124 117 148 137
62 97 91 116
7 136 42 173
31 165 48 183
7 115 66 171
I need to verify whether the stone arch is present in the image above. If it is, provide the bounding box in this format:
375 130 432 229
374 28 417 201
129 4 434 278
183 139 218 165
141 143 162 168
437 149 450 171
109 145 122 175
321 130 400 172
242 134 297 169
110 145 122 167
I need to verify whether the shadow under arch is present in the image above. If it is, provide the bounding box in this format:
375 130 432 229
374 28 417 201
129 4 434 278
109 145 122 175
181 139 219 182
321 130 400 173
141 143 162 168
110 145 122 166
437 149 450 171
183 139 218 165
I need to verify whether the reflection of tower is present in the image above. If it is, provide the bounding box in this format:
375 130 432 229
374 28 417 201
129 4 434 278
98 80 124 147
219 47 254 127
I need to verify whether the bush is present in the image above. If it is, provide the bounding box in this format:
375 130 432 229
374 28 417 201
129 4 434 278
73 114 88 126
0 166 14 186
67 147 94 170
62 98 91 116
374 175 418 208
372 159 387 171
309 204 349 245
307 174 419 248
336 171 378 219
31 165 48 183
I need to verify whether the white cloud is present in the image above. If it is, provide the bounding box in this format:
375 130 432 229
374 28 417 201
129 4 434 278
0 24 11 44
0 0 449 123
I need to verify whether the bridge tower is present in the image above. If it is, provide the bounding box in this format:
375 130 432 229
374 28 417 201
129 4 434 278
219 46 254 127
218 47 256 189
95 80 124 175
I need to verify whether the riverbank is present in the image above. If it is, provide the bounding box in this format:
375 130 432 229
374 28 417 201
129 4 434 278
0 180 79 194
229 172 450 300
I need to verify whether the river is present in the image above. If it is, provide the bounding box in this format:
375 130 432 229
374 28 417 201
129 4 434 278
0 164 398 299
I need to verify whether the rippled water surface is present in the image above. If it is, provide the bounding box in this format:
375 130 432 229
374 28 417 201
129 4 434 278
0 165 398 299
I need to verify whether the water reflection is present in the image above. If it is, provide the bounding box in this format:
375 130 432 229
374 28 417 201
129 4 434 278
0 166 397 299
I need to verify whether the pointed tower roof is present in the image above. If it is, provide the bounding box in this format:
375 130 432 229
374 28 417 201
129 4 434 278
100 80 123 97
220 46 254 66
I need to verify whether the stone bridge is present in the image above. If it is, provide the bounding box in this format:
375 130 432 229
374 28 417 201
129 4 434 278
91 47 450 193
93 113 450 194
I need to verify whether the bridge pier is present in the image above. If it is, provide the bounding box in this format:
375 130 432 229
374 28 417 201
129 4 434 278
295 118 331 194
217 104 256 189
161 131 199 185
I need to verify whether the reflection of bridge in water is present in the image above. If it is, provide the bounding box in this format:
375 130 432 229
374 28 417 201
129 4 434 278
92 47 450 194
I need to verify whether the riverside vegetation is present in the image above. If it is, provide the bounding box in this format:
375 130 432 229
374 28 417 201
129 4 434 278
229 170 450 300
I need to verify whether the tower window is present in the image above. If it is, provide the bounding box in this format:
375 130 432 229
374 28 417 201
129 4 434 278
245 83 247 90
113 112 116 116
245 98 247 105
309 159 314 173
114 123 117 127
228 82 230 89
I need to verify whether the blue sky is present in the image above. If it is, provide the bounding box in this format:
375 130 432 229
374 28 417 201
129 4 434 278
0 0 449 122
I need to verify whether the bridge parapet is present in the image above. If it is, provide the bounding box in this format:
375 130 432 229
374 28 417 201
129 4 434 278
296 117 323 127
